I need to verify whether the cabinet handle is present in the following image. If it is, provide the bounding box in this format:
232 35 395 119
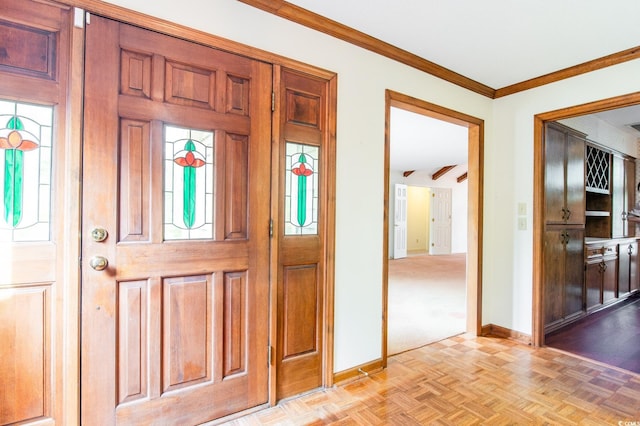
565 209 571 221
561 207 567 220
600 261 607 272
629 245 633 256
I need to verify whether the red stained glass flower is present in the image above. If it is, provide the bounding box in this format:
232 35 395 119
174 151 205 168
0 130 39 151
292 163 313 176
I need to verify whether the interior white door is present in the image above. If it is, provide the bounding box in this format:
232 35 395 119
429 187 452 255
394 183 408 259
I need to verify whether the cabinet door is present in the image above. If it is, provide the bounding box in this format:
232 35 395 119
565 133 585 225
618 243 631 296
543 229 566 325
612 155 625 238
631 242 640 292
544 125 567 224
564 229 585 317
585 259 602 311
624 158 636 237
602 256 618 303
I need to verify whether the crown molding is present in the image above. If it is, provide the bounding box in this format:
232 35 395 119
494 46 640 98
240 0 640 99
237 0 496 98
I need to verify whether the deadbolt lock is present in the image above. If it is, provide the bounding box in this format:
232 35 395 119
91 227 108 242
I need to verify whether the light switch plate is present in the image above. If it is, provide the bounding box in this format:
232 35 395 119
518 217 527 230
518 202 526 216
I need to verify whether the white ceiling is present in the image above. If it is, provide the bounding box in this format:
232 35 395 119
390 107 468 174
284 0 640 174
286 0 640 89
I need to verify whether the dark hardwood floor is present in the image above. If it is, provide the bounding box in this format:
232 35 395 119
546 293 640 374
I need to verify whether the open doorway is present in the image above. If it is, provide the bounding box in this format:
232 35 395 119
533 93 640 351
383 90 484 362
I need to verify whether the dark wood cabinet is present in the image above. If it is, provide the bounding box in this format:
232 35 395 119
543 123 587 332
618 241 639 297
544 123 586 226
544 229 585 329
544 121 638 334
612 155 636 238
585 243 618 312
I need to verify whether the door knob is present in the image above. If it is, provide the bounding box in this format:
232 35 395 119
91 227 108 242
90 256 108 271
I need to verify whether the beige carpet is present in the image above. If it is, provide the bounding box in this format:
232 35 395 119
387 253 466 355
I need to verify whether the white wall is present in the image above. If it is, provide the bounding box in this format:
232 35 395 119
559 115 638 156
101 0 640 374
406 186 429 253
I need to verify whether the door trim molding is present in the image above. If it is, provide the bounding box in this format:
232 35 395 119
383 90 484 364
533 91 640 347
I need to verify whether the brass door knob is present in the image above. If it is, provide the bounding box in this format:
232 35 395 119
90 256 108 271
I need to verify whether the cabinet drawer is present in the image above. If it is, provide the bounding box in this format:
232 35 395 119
585 245 604 258
603 245 617 256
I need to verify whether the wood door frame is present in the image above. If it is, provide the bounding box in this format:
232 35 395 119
383 90 484 364
533 91 640 347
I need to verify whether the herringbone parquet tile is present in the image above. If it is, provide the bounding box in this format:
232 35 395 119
221 334 640 425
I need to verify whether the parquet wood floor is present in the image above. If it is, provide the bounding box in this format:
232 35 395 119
220 334 640 425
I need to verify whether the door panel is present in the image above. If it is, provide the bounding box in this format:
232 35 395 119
0 1 74 424
283 265 320 358
430 187 452 255
81 16 271 424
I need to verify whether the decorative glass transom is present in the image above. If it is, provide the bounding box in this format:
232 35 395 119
285 142 319 235
164 125 214 240
0 100 53 242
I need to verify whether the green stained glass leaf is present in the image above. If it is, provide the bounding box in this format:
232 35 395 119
4 149 24 227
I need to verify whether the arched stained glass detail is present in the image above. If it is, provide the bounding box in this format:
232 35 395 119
0 100 53 242
285 142 319 235
164 125 214 240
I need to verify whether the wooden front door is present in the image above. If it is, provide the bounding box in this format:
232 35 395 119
81 16 272 424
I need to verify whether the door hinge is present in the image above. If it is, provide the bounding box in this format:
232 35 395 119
271 92 275 112
268 345 273 365
270 219 273 237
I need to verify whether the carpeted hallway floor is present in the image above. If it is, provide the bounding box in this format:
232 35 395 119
387 252 466 355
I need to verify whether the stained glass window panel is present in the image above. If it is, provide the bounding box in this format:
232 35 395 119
285 142 319 236
0 100 53 242
164 125 214 240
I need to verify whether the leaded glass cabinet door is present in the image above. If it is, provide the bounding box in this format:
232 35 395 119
81 16 272 424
